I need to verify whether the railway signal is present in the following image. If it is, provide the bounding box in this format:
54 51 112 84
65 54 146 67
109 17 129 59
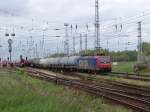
5 33 9 37
5 33 15 37
8 39 13 63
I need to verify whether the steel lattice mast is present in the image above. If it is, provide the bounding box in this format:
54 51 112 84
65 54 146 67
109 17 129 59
95 0 100 50
64 23 69 56
137 21 144 63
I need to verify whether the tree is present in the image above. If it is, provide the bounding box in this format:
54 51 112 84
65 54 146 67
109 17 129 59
142 42 150 56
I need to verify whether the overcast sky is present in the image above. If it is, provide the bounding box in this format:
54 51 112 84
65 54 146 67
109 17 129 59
0 0 150 60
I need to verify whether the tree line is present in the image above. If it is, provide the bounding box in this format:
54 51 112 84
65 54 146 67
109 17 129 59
49 42 150 62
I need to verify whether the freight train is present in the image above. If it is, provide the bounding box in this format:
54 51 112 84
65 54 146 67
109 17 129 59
26 56 112 72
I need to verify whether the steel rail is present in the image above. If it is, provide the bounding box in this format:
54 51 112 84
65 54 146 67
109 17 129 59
26 68 150 112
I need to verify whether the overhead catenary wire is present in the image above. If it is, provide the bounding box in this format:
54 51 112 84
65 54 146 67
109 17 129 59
1 8 150 59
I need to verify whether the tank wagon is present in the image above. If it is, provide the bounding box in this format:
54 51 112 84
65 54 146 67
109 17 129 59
27 58 41 67
27 56 111 72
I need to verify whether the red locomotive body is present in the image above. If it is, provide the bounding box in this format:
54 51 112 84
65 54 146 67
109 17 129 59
77 56 112 72
95 56 111 71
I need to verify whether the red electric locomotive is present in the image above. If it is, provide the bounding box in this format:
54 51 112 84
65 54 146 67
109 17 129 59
77 56 111 72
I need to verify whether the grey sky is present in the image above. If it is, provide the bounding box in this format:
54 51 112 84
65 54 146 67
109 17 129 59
0 0 150 60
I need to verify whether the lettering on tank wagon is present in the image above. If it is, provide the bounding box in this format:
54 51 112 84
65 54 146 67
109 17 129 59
79 60 88 69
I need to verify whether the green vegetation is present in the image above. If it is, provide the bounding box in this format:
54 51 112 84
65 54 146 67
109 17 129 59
139 68 150 75
80 49 138 62
112 62 135 73
0 69 131 112
110 51 137 62
112 62 150 75
49 49 138 62
142 42 150 57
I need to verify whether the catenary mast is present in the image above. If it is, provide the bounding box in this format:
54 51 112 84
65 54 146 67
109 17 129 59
95 0 100 51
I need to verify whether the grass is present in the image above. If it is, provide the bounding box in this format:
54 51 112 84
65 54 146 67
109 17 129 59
112 62 150 75
112 62 135 73
140 69 150 75
0 69 132 112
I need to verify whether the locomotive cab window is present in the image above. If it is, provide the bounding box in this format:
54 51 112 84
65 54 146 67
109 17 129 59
100 57 110 63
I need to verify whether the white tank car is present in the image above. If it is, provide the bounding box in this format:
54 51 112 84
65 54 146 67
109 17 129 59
29 56 80 69
59 56 80 68
59 57 69 66
28 58 41 67
39 58 50 68
67 56 80 65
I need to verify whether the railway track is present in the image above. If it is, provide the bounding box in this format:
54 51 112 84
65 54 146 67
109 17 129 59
56 69 150 82
103 72 150 82
21 67 150 112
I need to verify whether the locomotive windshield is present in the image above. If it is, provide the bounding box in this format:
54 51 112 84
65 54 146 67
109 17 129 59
99 56 110 63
